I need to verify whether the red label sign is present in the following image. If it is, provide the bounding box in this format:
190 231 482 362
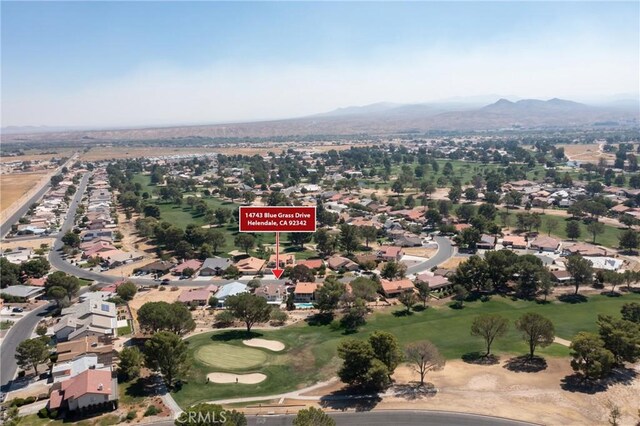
239 206 317 232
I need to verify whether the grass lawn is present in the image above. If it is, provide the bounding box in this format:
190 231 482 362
194 343 268 369
500 209 623 249
0 320 13 330
171 292 640 408
79 278 93 287
117 324 132 336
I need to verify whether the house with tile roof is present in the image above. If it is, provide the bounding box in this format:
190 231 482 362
48 369 118 412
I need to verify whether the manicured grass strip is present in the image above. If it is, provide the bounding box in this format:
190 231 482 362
194 343 268 370
171 293 639 408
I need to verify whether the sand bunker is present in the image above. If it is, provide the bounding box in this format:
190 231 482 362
207 372 266 384
243 338 285 351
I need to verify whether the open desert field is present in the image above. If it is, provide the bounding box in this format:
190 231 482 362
0 148 76 163
78 142 371 161
0 171 50 214
560 143 616 164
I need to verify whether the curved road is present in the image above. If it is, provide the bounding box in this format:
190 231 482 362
154 410 535 426
407 236 454 275
0 302 54 391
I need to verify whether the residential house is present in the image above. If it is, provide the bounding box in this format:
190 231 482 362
200 258 233 276
293 282 319 303
502 235 528 249
214 282 248 306
235 257 265 275
52 354 109 383
477 234 496 250
327 255 359 271
530 236 561 252
266 253 295 272
377 246 405 261
172 259 203 276
138 260 175 275
296 259 324 270
255 284 287 304
177 287 216 306
380 279 415 298
0 285 45 301
54 300 117 342
55 336 115 364
48 369 118 413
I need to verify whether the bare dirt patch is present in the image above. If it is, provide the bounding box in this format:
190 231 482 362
438 256 468 269
402 247 437 258
560 143 615 164
243 338 285 352
0 171 50 213
207 372 267 384
128 287 198 326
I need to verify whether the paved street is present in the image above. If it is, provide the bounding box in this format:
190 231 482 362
0 303 54 391
0 156 77 239
155 410 536 426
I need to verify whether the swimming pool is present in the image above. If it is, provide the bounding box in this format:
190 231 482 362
294 303 315 309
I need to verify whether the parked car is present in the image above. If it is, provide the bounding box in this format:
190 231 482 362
12 307 24 313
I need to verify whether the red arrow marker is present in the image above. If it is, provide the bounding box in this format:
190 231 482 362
272 232 284 279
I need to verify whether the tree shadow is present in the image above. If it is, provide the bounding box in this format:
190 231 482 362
124 376 162 399
319 388 382 412
305 312 334 326
558 294 588 304
392 383 437 400
448 302 465 310
601 291 621 297
392 309 413 317
535 299 552 305
412 305 427 312
461 351 500 365
560 366 638 394
503 355 548 373
210 330 263 342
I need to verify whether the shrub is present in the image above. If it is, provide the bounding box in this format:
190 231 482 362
126 410 137 420
37 408 49 418
159 286 166 291
171 286 179 291
144 405 160 417
215 310 235 327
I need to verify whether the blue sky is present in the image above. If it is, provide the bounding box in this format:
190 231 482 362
2 1 638 128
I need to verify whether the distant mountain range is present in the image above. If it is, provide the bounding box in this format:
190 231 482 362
3 97 639 142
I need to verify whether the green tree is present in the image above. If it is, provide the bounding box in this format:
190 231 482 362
349 277 379 302
116 281 138 301
415 280 430 307
289 264 315 283
369 331 403 376
337 339 390 391
175 403 246 426
404 340 445 386
566 254 594 295
61 231 80 248
293 407 335 426
570 332 615 380
206 230 226 254
618 229 639 252
118 346 144 382
339 224 360 254
341 298 368 331
586 221 605 244
225 293 272 332
45 271 81 305
359 226 378 248
144 331 189 388
20 257 50 278
15 338 49 376
315 279 346 314
289 232 313 249
234 234 256 254
621 302 640 323
0 257 21 288
470 314 509 357
398 291 416 313
597 315 640 364
381 260 407 280
515 313 555 359
566 220 581 241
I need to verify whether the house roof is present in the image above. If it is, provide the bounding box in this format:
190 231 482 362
297 259 324 269
380 279 414 294
60 369 113 401
565 243 607 257
215 282 248 299
378 246 403 257
0 285 44 299
416 274 450 288
172 259 203 273
530 236 560 250
294 282 318 294
502 235 527 247
201 257 232 270
235 257 265 271
178 288 213 303
255 284 286 298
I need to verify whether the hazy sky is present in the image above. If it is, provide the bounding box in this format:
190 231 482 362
2 1 639 128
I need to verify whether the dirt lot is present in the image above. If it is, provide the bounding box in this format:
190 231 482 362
0 171 51 214
0 148 76 163
289 359 639 426
438 256 468 269
128 286 199 326
560 143 616 164
402 247 437 258
0 238 55 251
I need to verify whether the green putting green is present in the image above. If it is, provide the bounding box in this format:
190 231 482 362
194 343 268 370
